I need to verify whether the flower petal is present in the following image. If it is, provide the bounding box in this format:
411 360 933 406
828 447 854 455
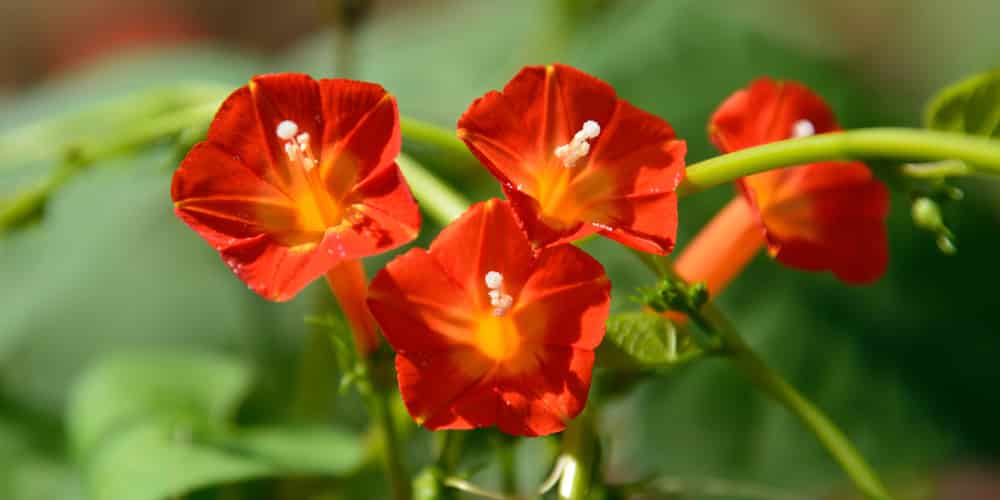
203 86 288 192
750 161 890 283
495 346 594 437
458 64 618 191
317 80 400 201
172 142 302 247
513 246 610 349
218 233 338 301
461 65 683 251
368 248 476 354
709 77 838 153
428 199 535 309
344 162 421 255
247 73 324 190
396 349 498 430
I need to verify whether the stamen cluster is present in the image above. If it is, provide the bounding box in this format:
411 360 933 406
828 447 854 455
554 120 600 167
485 270 513 316
276 119 317 171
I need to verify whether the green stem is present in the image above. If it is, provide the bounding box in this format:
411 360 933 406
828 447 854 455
0 84 227 168
1 102 218 233
557 409 597 500
397 153 471 224
497 436 518 496
714 317 892 500
400 117 480 178
681 128 1000 196
637 254 893 500
367 377 413 500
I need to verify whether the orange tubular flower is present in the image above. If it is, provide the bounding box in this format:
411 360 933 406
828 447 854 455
458 64 686 254
675 78 890 294
368 199 610 436
172 74 420 354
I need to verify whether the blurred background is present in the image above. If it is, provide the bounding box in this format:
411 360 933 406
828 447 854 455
2 0 1000 499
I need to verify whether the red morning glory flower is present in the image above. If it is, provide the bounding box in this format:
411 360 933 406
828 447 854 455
675 78 889 293
172 73 421 302
367 199 610 436
457 64 686 254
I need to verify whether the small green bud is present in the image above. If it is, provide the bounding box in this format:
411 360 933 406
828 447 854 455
911 197 943 230
688 282 710 309
936 235 957 255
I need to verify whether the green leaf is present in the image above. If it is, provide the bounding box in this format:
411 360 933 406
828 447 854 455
925 69 1000 138
68 352 364 500
85 423 362 500
67 351 252 454
598 312 687 369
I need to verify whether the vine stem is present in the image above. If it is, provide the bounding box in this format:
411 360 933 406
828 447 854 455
681 127 1000 196
557 408 596 500
368 383 413 500
637 253 893 500
716 321 892 500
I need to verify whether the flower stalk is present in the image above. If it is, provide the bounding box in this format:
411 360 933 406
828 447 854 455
638 254 893 500
681 128 1000 196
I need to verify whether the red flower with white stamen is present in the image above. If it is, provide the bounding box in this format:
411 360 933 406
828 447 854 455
458 64 686 254
367 199 610 436
172 73 420 302
675 77 889 293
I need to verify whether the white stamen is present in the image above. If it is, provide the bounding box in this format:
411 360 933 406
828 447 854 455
792 119 815 138
276 120 299 140
485 271 503 290
555 120 601 167
484 271 513 316
492 294 514 317
277 119 318 172
284 142 298 161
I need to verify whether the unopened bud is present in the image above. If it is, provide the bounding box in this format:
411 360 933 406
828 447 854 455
911 197 943 231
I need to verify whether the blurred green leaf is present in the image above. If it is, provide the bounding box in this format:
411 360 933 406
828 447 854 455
925 69 1000 138
67 351 252 454
598 312 687 370
68 352 363 500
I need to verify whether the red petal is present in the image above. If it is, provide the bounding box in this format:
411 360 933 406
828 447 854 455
709 77 838 153
750 161 890 283
495 347 594 437
368 248 476 354
247 73 324 190
458 64 618 189
172 142 302 246
461 65 685 250
218 233 338 301
396 349 498 430
202 86 288 192
345 162 421 255
513 245 610 350
317 80 400 201
428 199 535 307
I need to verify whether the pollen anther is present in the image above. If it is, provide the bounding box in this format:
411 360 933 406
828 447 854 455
484 270 513 316
555 120 601 168
276 120 299 140
792 119 815 138
277 119 318 172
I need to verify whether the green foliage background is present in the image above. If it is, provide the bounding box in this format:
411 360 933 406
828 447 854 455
2 1 999 498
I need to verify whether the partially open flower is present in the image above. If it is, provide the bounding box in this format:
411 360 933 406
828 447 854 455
367 199 610 436
676 78 889 292
458 64 686 254
172 73 420 302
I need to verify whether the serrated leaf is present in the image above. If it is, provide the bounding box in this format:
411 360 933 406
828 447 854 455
598 312 682 369
68 352 364 500
925 69 1000 138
